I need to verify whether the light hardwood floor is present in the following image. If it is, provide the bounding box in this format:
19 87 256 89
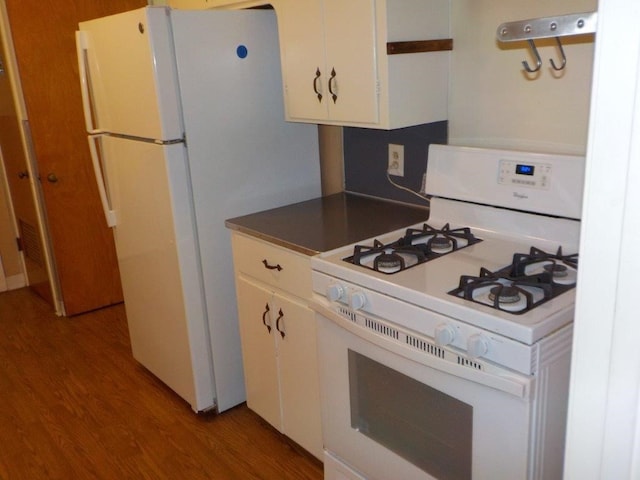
0 288 323 479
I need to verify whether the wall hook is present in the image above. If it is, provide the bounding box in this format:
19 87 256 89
549 37 567 71
522 39 542 72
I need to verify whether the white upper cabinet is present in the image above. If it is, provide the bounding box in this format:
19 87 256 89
276 0 451 129
278 0 378 125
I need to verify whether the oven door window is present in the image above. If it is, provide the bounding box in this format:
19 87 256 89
348 349 472 480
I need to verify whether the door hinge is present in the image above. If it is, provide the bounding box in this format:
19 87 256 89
16 237 23 251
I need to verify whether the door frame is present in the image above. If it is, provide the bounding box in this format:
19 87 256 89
0 0 63 313
564 0 640 478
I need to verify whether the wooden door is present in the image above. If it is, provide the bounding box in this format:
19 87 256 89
4 0 147 315
0 32 51 303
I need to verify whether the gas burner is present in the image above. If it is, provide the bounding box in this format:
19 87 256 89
489 285 522 304
375 252 403 270
430 236 453 253
343 223 482 274
346 240 426 274
449 245 579 314
544 263 568 277
511 246 578 286
450 267 554 314
398 223 482 256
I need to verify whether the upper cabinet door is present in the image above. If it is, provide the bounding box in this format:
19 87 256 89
275 0 450 130
323 0 378 124
278 0 328 122
278 0 377 124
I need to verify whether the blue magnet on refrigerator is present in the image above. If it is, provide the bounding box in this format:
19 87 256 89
236 45 248 59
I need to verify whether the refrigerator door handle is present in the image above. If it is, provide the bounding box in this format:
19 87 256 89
87 134 117 227
76 31 104 135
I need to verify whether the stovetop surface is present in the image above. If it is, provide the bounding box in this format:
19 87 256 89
311 201 581 345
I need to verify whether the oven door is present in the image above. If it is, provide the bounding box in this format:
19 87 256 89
313 300 536 480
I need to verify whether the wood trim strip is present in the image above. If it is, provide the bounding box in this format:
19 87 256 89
386 39 453 55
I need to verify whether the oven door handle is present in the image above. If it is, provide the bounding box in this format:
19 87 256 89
311 300 532 399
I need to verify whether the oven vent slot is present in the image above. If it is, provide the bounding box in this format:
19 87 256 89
338 306 357 323
364 318 399 340
405 334 445 359
457 356 483 370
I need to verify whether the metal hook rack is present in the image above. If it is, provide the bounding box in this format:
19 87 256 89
497 11 596 73
496 11 597 42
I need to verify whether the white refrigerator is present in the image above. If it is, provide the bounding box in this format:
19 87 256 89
76 7 321 412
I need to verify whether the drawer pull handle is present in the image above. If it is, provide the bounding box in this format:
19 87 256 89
262 259 283 271
275 308 285 339
262 303 272 333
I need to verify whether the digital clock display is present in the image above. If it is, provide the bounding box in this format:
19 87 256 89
516 164 535 176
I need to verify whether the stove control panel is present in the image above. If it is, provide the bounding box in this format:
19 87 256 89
498 159 552 190
312 271 541 375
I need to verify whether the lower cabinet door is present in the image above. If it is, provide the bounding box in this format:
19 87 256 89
236 276 281 430
274 292 323 459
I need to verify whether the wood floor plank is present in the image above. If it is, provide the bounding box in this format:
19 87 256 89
0 288 323 479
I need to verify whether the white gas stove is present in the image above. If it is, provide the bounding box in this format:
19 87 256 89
313 145 582 366
312 145 584 480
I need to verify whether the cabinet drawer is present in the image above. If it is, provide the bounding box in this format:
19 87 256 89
231 232 312 299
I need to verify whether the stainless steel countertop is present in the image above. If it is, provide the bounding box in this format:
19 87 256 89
225 193 430 256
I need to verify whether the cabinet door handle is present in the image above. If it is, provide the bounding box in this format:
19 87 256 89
275 308 285 339
262 259 282 271
328 67 338 103
262 303 272 333
18 171 29 179
313 68 323 103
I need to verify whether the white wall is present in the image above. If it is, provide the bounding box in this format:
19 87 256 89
449 0 597 155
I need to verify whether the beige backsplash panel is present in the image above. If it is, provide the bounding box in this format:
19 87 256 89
448 0 597 155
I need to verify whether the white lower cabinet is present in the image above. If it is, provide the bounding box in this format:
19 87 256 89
231 233 323 460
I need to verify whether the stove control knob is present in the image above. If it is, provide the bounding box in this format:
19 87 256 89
434 324 456 346
326 283 345 302
349 291 367 311
467 334 490 359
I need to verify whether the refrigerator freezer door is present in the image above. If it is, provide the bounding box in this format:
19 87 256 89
171 9 321 412
77 7 183 141
101 135 216 412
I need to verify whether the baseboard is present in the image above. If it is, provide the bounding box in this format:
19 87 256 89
6 274 26 291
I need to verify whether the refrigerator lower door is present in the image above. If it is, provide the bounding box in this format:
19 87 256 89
100 134 216 412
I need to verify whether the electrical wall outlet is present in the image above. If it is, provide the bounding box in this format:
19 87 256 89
388 144 404 176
